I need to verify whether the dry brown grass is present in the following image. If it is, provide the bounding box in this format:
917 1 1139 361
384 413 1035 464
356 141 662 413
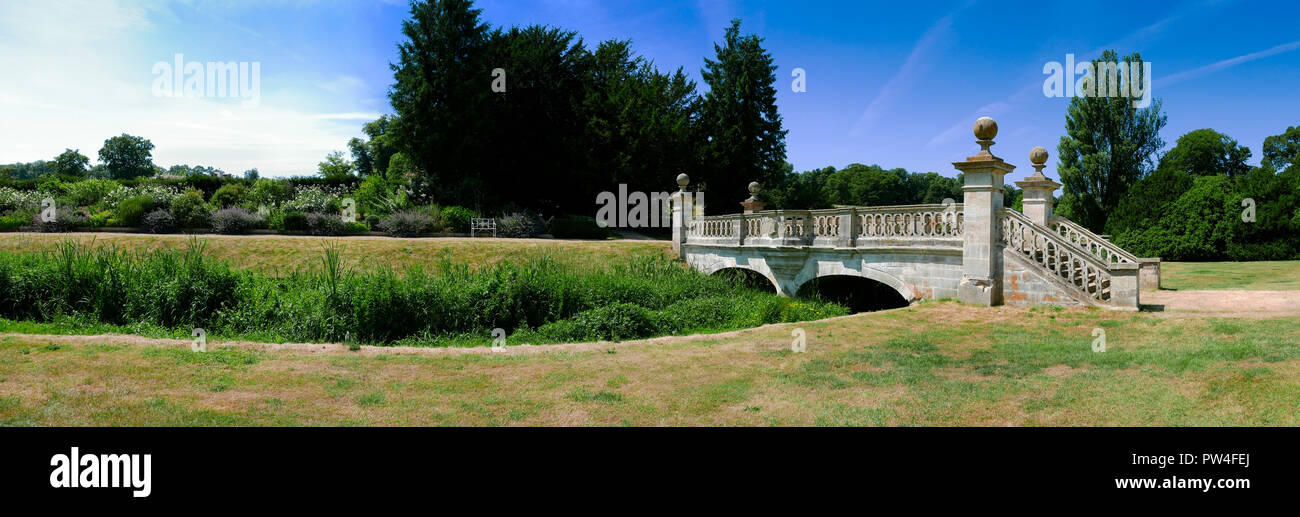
2 301 1297 426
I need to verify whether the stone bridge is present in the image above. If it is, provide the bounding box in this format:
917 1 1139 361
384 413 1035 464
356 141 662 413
670 117 1159 310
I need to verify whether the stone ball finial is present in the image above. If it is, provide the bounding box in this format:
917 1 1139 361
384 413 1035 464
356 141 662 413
1029 146 1048 165
973 117 998 140
676 173 690 188
748 181 760 195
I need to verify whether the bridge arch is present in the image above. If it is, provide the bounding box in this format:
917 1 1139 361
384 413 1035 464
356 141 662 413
796 275 911 312
793 265 918 304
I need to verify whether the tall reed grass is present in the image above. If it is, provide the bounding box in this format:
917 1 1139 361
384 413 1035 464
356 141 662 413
0 239 847 346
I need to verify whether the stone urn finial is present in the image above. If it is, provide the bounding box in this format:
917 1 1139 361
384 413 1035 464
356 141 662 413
1028 146 1049 179
1029 146 1048 165
676 173 690 190
740 181 765 214
973 116 998 156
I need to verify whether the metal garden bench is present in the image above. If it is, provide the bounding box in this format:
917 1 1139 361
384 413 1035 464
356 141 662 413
471 217 496 237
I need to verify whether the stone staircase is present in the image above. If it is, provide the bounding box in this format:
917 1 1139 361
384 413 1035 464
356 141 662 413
1001 208 1140 308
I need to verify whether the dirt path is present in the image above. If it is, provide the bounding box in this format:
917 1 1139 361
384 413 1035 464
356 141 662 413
0 320 802 358
1143 289 1300 318
5 291 1296 357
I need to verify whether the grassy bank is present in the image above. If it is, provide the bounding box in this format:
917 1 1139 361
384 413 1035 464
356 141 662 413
0 238 844 347
2 301 1296 426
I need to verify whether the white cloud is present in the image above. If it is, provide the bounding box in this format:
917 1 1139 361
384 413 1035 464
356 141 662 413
850 1 974 138
0 0 379 177
1158 40 1300 88
318 75 368 95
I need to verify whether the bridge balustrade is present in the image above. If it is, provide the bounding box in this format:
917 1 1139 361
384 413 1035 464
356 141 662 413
685 204 965 249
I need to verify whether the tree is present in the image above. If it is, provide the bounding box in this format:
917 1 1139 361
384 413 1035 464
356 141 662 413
167 164 224 177
1158 128 1251 178
1262 125 1300 170
478 25 591 212
97 134 156 179
697 19 787 212
317 151 354 179
1228 162 1300 260
243 168 260 180
52 149 90 177
579 39 701 212
388 0 492 202
349 115 400 177
0 161 53 179
1105 167 1194 236
1055 50 1166 232
821 164 905 206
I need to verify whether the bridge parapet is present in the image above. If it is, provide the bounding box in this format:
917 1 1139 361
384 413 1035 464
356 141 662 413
685 204 965 250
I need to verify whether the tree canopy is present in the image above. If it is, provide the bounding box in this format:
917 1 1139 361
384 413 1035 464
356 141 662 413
1157 128 1251 178
697 19 788 211
97 134 157 180
1056 50 1166 232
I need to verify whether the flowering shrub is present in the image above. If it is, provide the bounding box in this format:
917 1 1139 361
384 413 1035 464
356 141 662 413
141 209 177 234
102 184 180 211
211 207 264 234
31 206 86 233
284 185 348 213
305 211 344 236
378 210 432 237
498 212 544 238
0 187 43 213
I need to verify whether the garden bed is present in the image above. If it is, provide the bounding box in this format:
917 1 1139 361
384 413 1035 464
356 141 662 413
0 227 577 239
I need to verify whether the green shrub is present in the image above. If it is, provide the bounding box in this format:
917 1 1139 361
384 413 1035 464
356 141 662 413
536 303 660 341
344 221 369 235
365 213 381 229
141 209 177 234
0 213 31 230
209 183 246 208
169 190 211 229
116 196 155 227
441 206 475 233
62 179 121 207
280 211 308 232
249 178 290 207
86 210 112 228
551 215 610 239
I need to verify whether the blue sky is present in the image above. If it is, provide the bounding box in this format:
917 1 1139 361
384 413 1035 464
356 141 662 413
2 0 1298 184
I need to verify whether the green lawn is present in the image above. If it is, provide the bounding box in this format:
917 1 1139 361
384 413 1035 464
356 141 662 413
1161 261 1300 290
2 301 1296 426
